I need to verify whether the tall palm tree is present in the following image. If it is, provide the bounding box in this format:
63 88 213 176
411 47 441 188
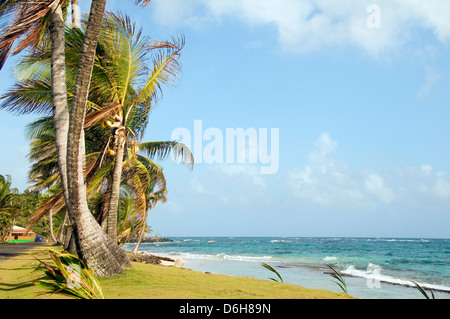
3 11 193 247
0 2 182 277
0 0 71 207
67 13 192 244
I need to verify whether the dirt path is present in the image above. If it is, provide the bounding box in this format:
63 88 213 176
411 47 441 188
0 242 45 263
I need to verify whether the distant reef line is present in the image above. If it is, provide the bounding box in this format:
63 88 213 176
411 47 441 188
126 237 173 243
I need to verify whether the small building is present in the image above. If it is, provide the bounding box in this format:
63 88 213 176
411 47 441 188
4 226 36 242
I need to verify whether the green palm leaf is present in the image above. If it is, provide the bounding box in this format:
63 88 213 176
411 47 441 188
139 141 194 170
262 263 284 283
326 264 348 294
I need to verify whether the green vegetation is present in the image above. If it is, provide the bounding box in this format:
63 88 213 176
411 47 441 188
262 262 350 295
0 5 193 270
412 281 435 299
0 174 19 242
262 263 284 283
325 264 348 294
0 0 186 277
33 248 104 299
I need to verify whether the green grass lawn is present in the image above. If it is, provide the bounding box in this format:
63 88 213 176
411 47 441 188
0 243 355 299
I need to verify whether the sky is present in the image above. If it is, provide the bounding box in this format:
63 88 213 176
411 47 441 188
1 0 450 238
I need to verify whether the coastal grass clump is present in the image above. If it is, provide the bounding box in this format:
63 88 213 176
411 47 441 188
32 248 104 299
326 264 348 294
411 281 435 299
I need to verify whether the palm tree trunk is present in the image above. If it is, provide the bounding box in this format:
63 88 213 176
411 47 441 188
131 218 147 254
67 0 130 277
56 210 68 244
106 131 126 244
7 218 14 242
49 3 70 207
98 180 112 231
48 208 58 244
71 0 81 27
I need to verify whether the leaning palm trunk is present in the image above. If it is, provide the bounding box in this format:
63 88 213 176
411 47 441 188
49 3 70 206
48 208 58 244
67 0 130 277
106 128 126 244
131 217 147 254
56 210 68 244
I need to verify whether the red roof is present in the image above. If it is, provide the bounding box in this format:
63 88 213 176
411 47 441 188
11 226 35 234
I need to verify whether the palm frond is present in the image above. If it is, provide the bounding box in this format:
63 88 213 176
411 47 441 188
133 33 184 106
134 0 152 6
138 141 194 170
326 264 348 294
262 263 283 283
0 0 56 69
0 79 53 115
84 102 122 128
25 116 54 140
411 281 435 299
25 191 65 230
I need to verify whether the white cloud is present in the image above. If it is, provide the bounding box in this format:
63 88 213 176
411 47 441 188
190 177 210 194
434 172 450 198
364 173 395 204
213 164 267 189
288 132 450 212
151 0 450 56
288 132 370 209
417 67 442 98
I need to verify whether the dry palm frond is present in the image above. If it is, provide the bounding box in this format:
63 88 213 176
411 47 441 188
0 0 66 69
25 191 65 230
84 102 122 128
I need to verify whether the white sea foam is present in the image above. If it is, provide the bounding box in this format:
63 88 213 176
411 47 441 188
366 238 430 243
340 263 450 293
323 256 338 262
270 239 292 243
161 251 273 263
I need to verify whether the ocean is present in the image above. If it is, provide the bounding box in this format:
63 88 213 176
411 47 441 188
122 237 450 299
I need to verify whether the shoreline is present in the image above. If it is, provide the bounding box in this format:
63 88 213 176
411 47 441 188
136 249 450 296
126 237 173 244
0 243 354 299
125 237 450 299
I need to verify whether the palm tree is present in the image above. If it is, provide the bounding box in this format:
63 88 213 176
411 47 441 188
0 3 184 277
0 174 19 241
3 9 193 237
0 0 71 207
131 182 167 254
83 13 190 244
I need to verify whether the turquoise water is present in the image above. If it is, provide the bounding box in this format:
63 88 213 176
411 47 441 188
122 237 450 299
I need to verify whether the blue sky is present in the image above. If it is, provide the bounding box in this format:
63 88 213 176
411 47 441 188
1 0 450 238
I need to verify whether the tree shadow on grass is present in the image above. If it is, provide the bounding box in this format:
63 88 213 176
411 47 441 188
0 280 37 291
